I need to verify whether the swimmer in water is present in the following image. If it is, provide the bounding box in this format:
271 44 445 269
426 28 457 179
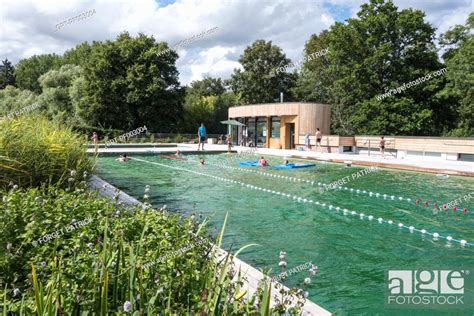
284 159 289 165
199 159 205 166
116 153 131 162
258 156 268 167
176 149 182 156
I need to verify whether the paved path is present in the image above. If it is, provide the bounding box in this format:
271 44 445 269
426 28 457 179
89 143 474 177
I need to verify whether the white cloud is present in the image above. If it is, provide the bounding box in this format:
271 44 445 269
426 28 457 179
0 0 471 85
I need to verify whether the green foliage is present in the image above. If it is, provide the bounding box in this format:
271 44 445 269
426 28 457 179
37 64 84 125
0 59 16 89
0 187 298 315
229 40 297 104
77 32 185 132
439 13 474 136
0 116 93 189
62 42 93 67
0 86 39 118
293 31 332 103
14 54 62 94
183 77 238 133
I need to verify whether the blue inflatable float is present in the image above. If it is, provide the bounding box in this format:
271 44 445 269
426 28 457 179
239 161 260 166
273 163 316 169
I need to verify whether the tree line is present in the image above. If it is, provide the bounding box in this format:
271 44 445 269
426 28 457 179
0 0 472 136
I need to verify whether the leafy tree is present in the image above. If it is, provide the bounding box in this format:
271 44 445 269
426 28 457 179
14 54 62 93
325 0 449 135
183 77 237 133
62 42 93 67
76 32 184 132
0 59 16 89
293 30 332 103
229 40 296 104
0 86 38 118
37 64 84 125
439 13 474 136
187 77 225 97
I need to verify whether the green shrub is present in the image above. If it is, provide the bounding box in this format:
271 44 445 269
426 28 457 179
174 134 184 143
0 186 305 314
150 134 155 144
0 185 214 314
0 116 93 189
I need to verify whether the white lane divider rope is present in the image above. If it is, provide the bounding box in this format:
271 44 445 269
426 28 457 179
184 159 474 215
134 157 471 247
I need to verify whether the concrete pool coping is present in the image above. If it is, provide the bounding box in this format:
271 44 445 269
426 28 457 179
88 144 474 177
88 174 333 316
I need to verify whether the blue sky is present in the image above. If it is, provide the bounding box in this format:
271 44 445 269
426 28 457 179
1 0 471 85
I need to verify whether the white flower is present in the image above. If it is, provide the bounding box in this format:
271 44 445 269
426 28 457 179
8 181 14 187
13 288 20 296
136 294 140 301
6 243 12 250
111 261 116 267
83 171 88 178
279 254 285 260
34 196 43 203
71 219 77 224
70 170 77 177
2 196 7 203
304 291 309 298
144 187 150 193
41 261 46 268
143 194 149 199
279 250 286 257
115 211 121 216
145 185 150 189
123 301 132 312
190 215 196 221
12 185 18 190
68 177 74 182
278 260 287 267
304 277 311 284
87 242 94 249
32 240 38 247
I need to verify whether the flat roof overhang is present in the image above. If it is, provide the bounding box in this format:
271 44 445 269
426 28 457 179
228 102 330 118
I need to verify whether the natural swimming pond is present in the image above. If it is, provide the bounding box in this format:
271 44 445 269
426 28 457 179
98 153 474 315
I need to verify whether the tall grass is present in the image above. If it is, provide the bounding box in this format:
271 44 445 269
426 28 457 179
0 115 93 188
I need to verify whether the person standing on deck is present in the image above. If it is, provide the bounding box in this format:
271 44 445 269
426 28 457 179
379 136 386 159
197 123 206 151
315 128 322 153
304 132 311 150
226 134 232 153
91 132 99 154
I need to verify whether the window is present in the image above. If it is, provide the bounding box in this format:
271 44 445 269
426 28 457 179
256 117 267 147
271 117 280 138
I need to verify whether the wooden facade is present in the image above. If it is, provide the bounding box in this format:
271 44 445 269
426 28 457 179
228 102 331 149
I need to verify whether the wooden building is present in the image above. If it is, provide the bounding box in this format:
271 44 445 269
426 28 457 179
228 102 331 149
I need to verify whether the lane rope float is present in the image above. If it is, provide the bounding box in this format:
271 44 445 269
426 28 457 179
133 157 472 247
183 159 474 216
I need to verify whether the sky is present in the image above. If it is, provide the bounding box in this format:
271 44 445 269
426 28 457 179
0 0 472 85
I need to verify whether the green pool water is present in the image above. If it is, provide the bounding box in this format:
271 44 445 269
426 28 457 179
97 153 474 315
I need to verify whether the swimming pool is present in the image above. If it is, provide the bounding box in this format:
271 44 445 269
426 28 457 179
97 153 474 315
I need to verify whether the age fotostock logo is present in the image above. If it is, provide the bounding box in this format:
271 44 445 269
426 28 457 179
386 269 473 309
